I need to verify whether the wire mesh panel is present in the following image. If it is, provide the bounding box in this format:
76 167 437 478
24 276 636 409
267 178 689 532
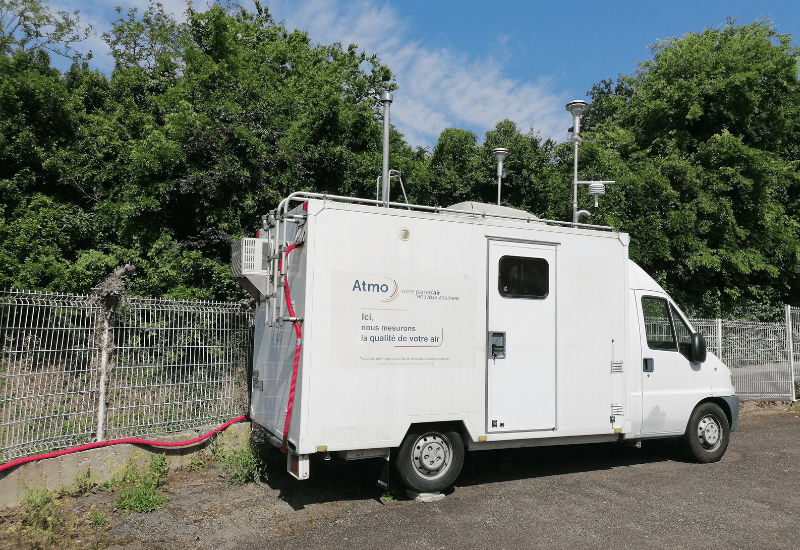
0 284 793 464
105 298 252 439
719 320 792 399
688 318 720 357
791 306 799 394
0 290 99 462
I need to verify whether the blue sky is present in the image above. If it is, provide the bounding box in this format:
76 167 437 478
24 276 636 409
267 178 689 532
50 0 800 149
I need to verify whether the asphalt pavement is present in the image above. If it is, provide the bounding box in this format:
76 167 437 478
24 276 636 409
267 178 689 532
248 408 800 550
107 406 800 550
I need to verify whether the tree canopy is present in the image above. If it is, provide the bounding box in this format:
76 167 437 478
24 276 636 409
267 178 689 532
0 0 93 61
583 19 800 317
1 4 798 318
1 1 395 299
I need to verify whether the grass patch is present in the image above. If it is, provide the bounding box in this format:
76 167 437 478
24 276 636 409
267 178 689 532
2 489 115 550
88 506 107 527
214 441 270 485
188 454 206 471
114 454 168 514
380 485 406 503
62 467 98 498
5 488 71 549
2 453 172 549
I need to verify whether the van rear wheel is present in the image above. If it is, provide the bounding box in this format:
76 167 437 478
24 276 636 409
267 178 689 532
684 402 730 463
396 427 464 493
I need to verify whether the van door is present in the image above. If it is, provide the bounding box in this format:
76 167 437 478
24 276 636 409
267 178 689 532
636 293 710 434
487 240 557 432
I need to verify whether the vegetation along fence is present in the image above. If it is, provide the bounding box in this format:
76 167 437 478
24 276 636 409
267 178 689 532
0 289 252 463
0 290 797 463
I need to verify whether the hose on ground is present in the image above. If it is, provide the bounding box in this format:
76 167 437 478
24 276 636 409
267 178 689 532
0 415 248 473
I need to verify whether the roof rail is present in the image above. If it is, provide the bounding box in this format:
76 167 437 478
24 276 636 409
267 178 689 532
276 192 614 231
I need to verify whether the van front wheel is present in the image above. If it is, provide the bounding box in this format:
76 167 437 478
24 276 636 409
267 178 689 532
396 427 464 493
684 402 730 463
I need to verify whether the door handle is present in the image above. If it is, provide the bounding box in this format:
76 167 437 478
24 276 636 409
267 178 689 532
489 331 506 359
643 358 654 372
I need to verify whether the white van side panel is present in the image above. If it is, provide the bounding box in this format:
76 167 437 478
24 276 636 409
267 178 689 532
253 200 631 454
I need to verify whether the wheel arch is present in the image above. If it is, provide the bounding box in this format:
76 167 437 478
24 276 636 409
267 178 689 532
400 420 471 446
695 397 734 431
394 418 475 450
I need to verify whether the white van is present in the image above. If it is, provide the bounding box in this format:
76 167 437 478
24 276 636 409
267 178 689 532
232 195 738 493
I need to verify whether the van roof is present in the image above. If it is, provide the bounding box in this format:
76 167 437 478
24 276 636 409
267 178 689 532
446 201 539 221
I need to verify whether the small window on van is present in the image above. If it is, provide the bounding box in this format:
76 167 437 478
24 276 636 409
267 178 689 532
641 297 677 351
498 256 549 299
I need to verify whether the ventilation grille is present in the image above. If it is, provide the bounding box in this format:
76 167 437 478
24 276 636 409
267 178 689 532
611 361 623 373
611 404 624 417
232 238 270 277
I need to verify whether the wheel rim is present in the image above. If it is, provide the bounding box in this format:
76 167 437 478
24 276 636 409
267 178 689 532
696 414 722 452
411 433 452 481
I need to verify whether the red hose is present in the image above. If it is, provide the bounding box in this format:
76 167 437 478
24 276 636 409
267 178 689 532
0 415 248 473
279 244 302 453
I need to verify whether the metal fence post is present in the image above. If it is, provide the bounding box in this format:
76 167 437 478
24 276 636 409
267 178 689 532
95 313 110 442
92 265 135 442
716 318 723 361
787 305 796 402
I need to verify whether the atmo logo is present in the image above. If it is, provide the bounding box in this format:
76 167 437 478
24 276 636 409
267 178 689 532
352 278 398 302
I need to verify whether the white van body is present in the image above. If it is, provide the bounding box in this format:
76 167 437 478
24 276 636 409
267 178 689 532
233 195 738 490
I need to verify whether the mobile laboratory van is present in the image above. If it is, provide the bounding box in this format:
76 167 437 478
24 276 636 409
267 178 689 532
232 194 739 493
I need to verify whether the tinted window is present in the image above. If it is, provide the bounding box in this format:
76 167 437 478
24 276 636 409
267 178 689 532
498 256 549 298
641 297 676 351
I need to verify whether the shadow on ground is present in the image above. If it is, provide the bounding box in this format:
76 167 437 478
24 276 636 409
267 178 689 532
260 436 690 510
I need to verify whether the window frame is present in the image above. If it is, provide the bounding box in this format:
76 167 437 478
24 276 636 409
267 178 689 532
497 255 550 300
670 303 694 360
641 296 679 352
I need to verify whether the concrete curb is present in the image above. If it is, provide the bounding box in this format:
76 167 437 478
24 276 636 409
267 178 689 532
0 422 250 509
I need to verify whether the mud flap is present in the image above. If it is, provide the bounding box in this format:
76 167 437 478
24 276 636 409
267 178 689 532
287 452 310 480
376 458 390 490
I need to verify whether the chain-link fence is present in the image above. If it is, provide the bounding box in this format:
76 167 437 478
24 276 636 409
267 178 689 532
1 290 252 463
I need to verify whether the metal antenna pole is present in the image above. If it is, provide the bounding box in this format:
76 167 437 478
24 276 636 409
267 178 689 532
572 136 579 224
492 148 509 206
498 172 502 205
565 100 588 225
380 92 393 207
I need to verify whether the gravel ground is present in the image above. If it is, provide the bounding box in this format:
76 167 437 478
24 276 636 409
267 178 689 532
102 403 799 550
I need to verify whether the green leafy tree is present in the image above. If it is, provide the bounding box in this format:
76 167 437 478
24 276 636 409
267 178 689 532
0 48 98 292
0 0 93 61
102 2 184 71
3 0 396 299
483 120 564 218
583 19 800 318
402 121 560 213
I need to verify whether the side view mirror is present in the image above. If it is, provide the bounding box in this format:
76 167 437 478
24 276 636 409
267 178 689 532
691 333 707 363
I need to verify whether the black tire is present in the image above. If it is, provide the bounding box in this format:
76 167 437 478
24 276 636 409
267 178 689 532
684 402 730 463
395 426 464 493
